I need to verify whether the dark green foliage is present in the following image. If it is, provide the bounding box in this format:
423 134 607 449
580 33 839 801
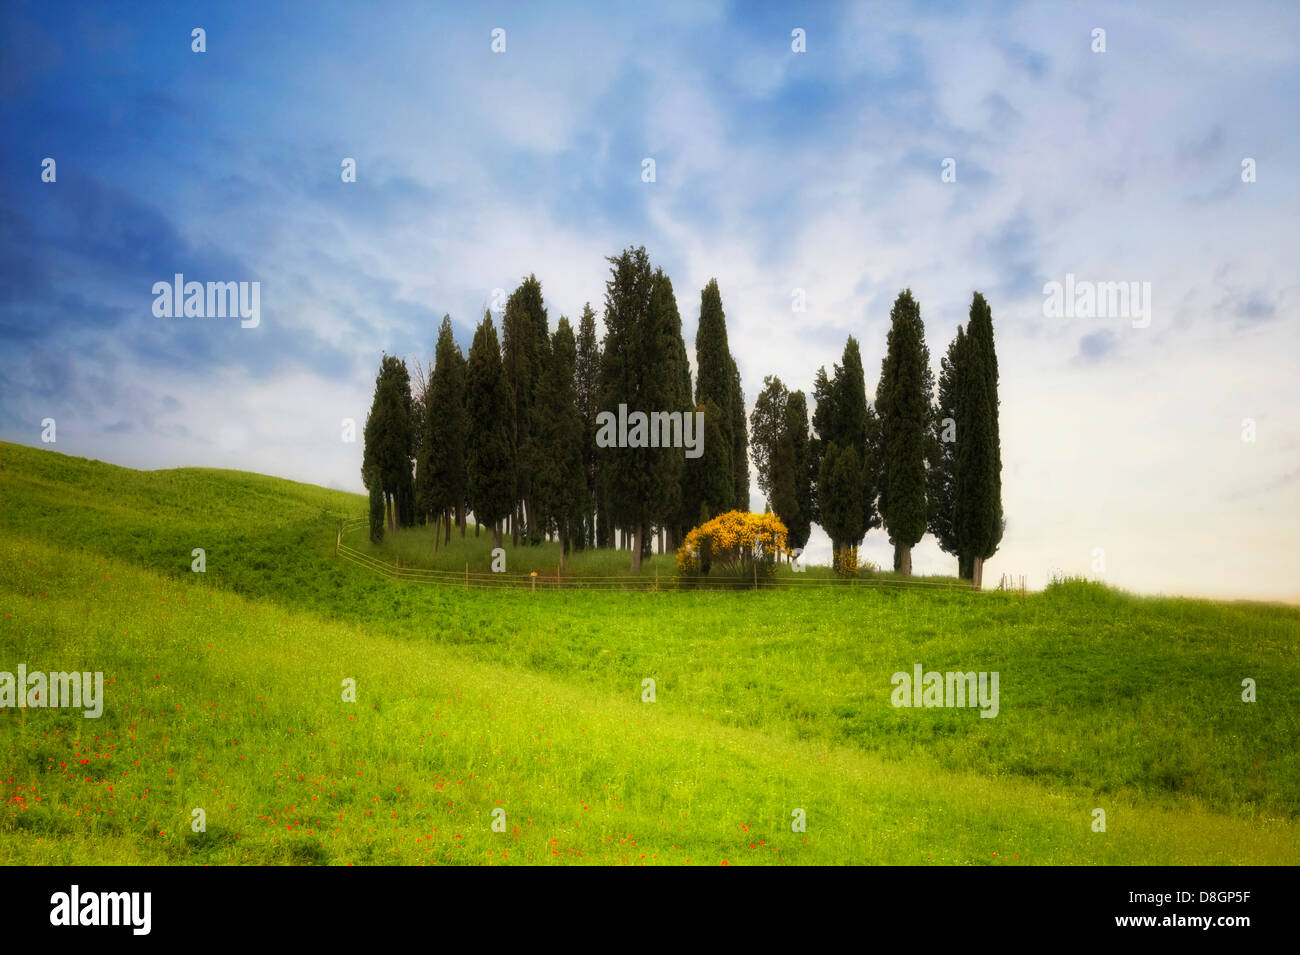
689 399 732 524
691 279 743 520
645 269 694 545
785 389 813 551
367 477 385 544
810 336 880 556
425 315 469 533
502 275 549 544
465 311 515 544
597 247 657 565
730 358 750 510
816 443 865 559
532 317 586 563
927 326 963 559
963 292 1003 562
876 290 932 564
574 303 601 550
361 353 416 532
750 376 802 548
956 298 1002 573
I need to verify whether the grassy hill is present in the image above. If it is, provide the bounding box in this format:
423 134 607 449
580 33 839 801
1 441 1297 864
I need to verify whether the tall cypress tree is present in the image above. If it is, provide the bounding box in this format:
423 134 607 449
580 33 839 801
362 354 416 533
956 292 1003 586
691 279 738 520
466 310 515 548
928 325 964 566
750 376 799 541
427 315 469 545
645 268 693 551
817 442 865 570
785 389 813 553
502 275 548 545
810 336 879 565
532 317 585 569
876 289 932 576
574 303 602 550
730 358 750 510
598 246 656 570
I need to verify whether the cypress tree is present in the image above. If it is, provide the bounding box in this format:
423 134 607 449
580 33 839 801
691 279 737 520
466 310 515 548
876 289 932 576
532 317 585 569
750 376 799 542
785 389 813 553
361 354 416 533
730 358 750 510
928 325 964 565
597 246 656 571
574 303 602 550
810 336 879 565
817 443 865 571
427 315 469 545
502 275 548 545
954 293 1003 586
645 268 692 550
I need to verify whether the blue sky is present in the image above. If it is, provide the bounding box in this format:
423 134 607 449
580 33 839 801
2 0 1297 600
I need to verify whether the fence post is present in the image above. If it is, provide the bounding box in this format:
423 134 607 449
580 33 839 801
530 571 537 592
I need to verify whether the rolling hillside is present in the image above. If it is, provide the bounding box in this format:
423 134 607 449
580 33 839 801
1 442 1296 864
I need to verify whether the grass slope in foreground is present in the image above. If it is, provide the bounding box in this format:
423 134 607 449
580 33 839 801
0 442 1297 864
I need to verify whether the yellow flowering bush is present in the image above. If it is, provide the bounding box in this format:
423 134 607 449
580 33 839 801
676 510 789 581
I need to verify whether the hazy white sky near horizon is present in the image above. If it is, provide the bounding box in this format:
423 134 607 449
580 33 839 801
1 2 1296 602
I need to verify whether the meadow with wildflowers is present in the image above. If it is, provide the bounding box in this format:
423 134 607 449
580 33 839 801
1 442 1296 865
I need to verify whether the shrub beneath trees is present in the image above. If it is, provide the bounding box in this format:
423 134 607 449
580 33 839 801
676 510 788 583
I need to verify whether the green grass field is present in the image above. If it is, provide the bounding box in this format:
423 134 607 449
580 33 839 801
1 441 1296 864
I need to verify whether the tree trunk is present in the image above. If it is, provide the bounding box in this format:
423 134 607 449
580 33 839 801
434 513 440 552
492 521 503 550
658 526 664 555
631 524 643 572
458 503 466 537
387 493 396 533
512 504 520 547
558 528 567 572
972 556 984 590
474 517 480 537
445 509 452 545
898 545 912 577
